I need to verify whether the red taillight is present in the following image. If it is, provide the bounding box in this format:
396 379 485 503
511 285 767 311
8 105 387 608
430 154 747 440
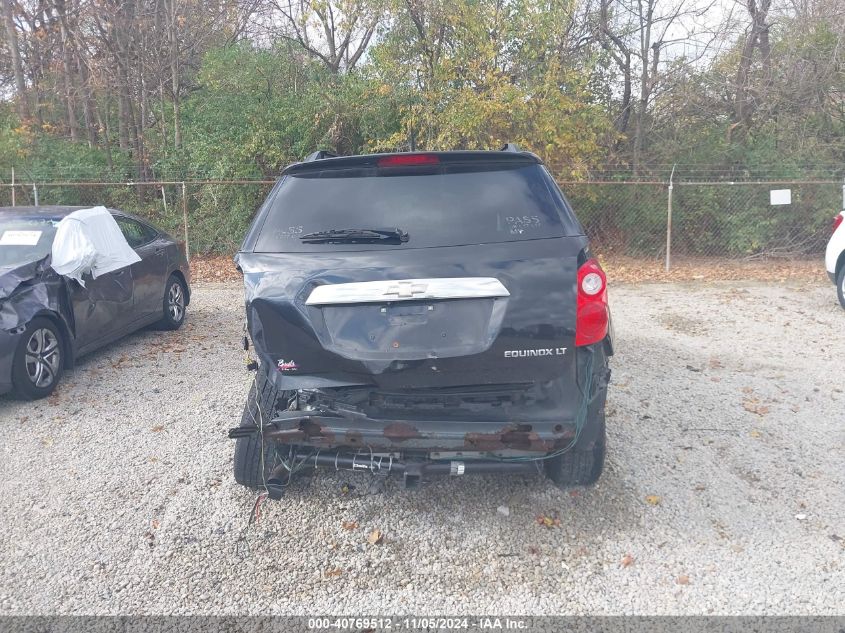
377 153 439 167
834 213 844 234
576 258 608 347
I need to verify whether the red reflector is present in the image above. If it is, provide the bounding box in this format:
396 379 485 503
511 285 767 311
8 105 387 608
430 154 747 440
377 154 440 167
834 213 844 233
575 258 609 347
576 302 609 347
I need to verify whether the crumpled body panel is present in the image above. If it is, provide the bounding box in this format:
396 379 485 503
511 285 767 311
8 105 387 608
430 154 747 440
0 257 72 332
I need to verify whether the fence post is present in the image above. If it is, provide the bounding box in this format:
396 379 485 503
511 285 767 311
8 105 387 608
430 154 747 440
665 165 676 272
11 168 15 207
181 181 191 264
33 184 39 207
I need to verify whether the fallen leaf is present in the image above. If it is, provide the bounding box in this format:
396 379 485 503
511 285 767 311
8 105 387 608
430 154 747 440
151 425 165 433
621 554 635 568
749 429 762 438
645 495 661 506
367 529 384 545
342 521 358 531
677 574 690 585
535 514 560 528
597 257 821 285
151 519 160 529
324 568 342 578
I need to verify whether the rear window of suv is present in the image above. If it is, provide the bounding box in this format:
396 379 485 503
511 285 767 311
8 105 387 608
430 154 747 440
253 162 579 252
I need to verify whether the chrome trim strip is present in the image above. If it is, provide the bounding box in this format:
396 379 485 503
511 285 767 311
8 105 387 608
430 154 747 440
305 277 510 306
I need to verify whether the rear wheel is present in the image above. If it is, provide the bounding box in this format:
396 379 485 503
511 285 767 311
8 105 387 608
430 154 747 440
156 274 187 330
233 367 281 490
544 410 606 487
837 266 845 309
12 317 65 400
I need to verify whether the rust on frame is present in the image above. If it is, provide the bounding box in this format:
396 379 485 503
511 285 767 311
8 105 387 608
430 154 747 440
464 425 556 452
266 418 336 445
383 422 422 442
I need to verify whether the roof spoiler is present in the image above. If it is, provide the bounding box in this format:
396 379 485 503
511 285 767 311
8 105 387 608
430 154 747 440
305 145 520 163
303 150 339 162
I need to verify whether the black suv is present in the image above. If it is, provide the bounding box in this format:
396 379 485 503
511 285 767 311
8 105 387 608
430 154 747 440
231 146 613 494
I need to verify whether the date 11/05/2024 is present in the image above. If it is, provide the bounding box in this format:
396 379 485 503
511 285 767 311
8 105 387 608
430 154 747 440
307 617 529 630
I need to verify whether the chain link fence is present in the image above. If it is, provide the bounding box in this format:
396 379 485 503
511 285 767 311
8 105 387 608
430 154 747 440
563 180 841 263
0 180 275 256
1 178 841 265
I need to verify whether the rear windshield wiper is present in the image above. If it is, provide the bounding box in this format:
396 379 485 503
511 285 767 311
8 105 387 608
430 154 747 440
300 228 409 244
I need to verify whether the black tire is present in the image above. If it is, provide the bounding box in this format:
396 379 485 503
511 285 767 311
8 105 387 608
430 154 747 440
544 410 606 487
156 274 187 330
233 367 280 490
12 317 65 400
837 265 845 309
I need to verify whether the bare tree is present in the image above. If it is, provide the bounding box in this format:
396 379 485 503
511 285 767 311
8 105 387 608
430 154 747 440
598 0 633 135
3 0 30 118
268 0 384 73
729 0 772 141
595 0 718 172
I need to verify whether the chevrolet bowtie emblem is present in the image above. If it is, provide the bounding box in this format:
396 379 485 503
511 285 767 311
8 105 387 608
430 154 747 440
384 281 429 298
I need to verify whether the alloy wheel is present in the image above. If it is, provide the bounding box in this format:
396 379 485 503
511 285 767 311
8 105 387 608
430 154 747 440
168 282 185 322
24 328 61 388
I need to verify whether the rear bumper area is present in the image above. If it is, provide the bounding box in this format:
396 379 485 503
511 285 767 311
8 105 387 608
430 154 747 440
236 411 578 452
231 352 610 454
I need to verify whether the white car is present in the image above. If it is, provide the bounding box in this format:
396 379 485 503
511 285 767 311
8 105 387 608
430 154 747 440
827 210 845 308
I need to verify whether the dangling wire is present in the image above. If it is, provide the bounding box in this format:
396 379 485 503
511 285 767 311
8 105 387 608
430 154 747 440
236 321 273 556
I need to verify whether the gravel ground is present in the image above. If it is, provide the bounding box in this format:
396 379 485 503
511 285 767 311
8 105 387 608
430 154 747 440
0 280 843 616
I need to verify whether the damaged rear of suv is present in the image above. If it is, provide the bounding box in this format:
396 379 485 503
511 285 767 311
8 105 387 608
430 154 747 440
231 146 613 495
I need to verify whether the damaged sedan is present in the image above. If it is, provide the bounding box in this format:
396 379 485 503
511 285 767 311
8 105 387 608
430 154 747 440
0 206 190 399
231 146 612 494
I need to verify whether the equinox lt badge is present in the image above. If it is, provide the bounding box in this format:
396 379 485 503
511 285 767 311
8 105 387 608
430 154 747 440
504 347 567 358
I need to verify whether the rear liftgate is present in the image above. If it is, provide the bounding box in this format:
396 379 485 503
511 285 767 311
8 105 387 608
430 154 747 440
233 246 608 495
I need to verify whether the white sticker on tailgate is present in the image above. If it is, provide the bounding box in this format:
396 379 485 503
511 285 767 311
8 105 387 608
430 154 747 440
0 230 43 246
